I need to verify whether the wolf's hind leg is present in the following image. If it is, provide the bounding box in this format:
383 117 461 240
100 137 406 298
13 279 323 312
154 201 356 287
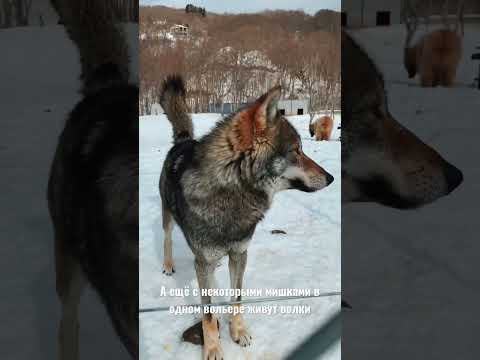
162 205 175 275
55 234 85 360
229 251 252 347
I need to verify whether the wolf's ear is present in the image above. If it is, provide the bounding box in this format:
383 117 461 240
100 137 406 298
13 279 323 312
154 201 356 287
255 85 282 128
230 86 282 152
257 85 282 126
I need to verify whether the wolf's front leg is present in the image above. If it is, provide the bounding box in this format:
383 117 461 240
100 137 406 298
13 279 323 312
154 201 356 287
195 257 224 360
228 251 252 347
202 314 223 360
162 206 175 275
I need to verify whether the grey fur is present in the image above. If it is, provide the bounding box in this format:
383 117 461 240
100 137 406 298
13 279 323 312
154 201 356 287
48 0 138 358
159 75 194 142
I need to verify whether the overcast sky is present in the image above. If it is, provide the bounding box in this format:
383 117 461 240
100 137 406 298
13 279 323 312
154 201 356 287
140 0 340 14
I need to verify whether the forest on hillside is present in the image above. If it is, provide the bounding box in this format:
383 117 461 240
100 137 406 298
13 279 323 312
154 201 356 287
140 6 341 116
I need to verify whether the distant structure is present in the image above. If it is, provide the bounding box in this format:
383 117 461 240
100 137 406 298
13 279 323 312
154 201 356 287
208 99 309 116
186 4 206 17
277 99 309 116
208 103 246 115
342 0 480 28
342 0 402 27
170 24 189 36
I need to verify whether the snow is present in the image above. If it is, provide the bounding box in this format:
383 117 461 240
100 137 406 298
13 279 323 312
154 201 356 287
1 24 137 359
139 114 341 359
343 24 480 359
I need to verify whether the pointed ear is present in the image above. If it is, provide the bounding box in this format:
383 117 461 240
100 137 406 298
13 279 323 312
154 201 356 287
230 86 282 152
255 85 282 128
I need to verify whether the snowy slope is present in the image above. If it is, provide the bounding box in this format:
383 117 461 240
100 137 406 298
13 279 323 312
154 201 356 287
139 114 341 359
343 25 480 359
0 25 137 359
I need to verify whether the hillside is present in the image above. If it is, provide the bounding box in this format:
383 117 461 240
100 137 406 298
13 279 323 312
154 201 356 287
140 6 340 36
139 6 341 116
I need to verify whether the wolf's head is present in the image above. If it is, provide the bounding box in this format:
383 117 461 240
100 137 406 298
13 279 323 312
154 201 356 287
209 86 334 196
342 32 462 209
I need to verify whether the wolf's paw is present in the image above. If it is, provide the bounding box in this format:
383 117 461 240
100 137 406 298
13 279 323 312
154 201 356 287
162 260 175 276
230 316 252 347
203 344 223 360
202 317 223 360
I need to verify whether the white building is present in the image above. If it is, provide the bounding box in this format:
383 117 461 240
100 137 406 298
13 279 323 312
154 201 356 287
342 0 402 28
207 99 308 116
277 99 309 116
170 24 189 36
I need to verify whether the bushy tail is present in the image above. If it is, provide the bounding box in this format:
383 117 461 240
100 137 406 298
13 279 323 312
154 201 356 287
51 0 130 94
160 75 194 143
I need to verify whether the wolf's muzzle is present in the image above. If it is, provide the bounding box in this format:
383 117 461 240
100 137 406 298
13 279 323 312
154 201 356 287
289 178 317 192
289 170 334 193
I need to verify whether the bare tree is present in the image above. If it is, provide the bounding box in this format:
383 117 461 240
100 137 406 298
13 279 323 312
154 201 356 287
0 0 32 28
1 0 14 28
13 0 31 26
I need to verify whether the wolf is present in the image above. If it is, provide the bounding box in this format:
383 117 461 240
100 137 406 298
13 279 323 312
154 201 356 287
309 115 334 141
159 75 334 359
48 0 138 358
342 31 463 208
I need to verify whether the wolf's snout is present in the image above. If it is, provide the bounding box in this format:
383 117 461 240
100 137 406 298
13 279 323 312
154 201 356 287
443 163 463 194
325 172 334 186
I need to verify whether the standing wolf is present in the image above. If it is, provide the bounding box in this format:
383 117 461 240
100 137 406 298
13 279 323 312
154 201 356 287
159 76 334 359
48 0 138 358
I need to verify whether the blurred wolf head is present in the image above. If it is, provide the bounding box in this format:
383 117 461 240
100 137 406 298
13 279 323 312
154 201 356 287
341 32 462 209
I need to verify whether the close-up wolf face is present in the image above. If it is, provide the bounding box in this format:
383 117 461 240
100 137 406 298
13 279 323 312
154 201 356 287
342 32 463 209
266 117 334 194
234 87 334 196
193 85 335 200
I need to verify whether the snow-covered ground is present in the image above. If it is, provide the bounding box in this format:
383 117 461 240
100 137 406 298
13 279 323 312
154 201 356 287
343 24 480 359
1 25 137 359
139 114 341 359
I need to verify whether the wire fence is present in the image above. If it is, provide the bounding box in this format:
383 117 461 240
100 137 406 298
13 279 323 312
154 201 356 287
140 290 341 359
139 290 341 314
